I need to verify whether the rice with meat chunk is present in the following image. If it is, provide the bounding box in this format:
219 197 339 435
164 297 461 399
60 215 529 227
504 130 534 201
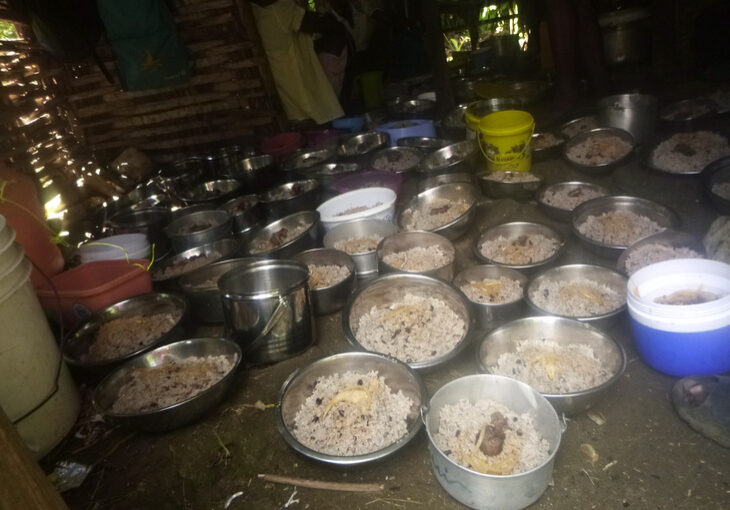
460 277 523 304
577 210 664 246
480 234 560 266
403 198 471 231
333 235 383 254
650 131 730 173
154 251 223 280
373 150 420 172
483 171 540 183
529 278 624 317
624 243 703 275
566 134 632 166
307 264 351 289
382 245 453 271
532 132 564 151
291 370 413 456
250 223 309 253
541 184 608 211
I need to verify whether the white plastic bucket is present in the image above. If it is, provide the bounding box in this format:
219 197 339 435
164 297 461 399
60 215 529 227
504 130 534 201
317 187 397 233
78 233 151 263
0 235 21 276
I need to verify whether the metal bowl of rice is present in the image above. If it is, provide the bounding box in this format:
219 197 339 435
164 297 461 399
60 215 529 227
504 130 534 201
418 171 475 192
616 230 705 276
562 127 635 173
476 171 543 200
177 179 242 205
336 131 390 166
525 264 627 330
323 218 399 277
477 316 627 415
343 273 473 370
293 248 356 315
423 374 561 510
643 131 730 176
474 221 565 273
702 155 730 214
417 140 479 176
571 195 680 258
93 337 241 431
559 114 600 139
244 211 319 259
398 182 480 240
454 265 528 331
276 351 426 466
536 181 610 222
658 97 718 132
258 179 321 220
531 130 566 161
151 238 241 285
397 136 452 152
370 146 422 175
377 230 456 281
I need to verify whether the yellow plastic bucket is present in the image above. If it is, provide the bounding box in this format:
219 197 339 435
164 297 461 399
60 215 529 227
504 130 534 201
478 110 535 172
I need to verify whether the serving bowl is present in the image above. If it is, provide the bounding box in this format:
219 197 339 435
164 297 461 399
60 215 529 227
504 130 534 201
659 97 718 132
259 179 321 220
218 194 263 240
571 195 680 258
474 221 565 273
398 182 480 240
377 231 455 281
177 179 242 205
300 162 359 191
642 130 730 176
64 292 187 371
418 141 479 175
293 248 356 315
244 211 319 258
323 218 399 277
617 229 705 276
424 374 561 510
559 114 600 139
418 171 475 192
525 264 627 330
397 136 452 152
336 132 389 166
702 155 730 213
530 130 566 161
536 181 610 222
151 238 240 284
453 265 527 330
476 171 543 200
317 187 397 233
562 127 635 174
370 146 422 174
277 351 426 466
280 149 334 173
342 273 473 370
165 209 232 253
93 337 241 431
389 99 436 120
477 317 627 415
222 154 280 193
156 163 202 193
108 207 171 256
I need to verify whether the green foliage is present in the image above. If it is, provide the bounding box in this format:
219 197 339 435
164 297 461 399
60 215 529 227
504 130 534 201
0 20 20 41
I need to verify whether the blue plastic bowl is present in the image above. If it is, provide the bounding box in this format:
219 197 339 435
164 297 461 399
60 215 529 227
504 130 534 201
332 116 366 133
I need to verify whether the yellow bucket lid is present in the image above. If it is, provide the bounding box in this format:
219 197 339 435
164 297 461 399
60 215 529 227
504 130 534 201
479 110 534 136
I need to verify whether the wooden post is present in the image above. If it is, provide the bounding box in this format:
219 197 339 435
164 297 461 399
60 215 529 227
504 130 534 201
0 407 70 510
422 0 455 116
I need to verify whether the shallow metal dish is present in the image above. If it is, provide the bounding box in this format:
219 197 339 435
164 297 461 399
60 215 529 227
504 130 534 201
336 132 389 161
258 179 320 220
342 273 473 370
642 131 730 176
397 136 452 152
571 195 680 258
525 264 628 330
93 338 241 431
151 238 240 283
165 209 232 253
177 179 242 205
702 155 730 213
616 229 705 276
370 146 422 174
562 127 635 173
559 114 600 139
536 181 611 222
474 221 565 272
398 182 480 240
218 194 263 240
64 293 187 371
417 140 479 175
322 218 399 277
476 171 543 200
293 248 356 315
477 316 627 415
280 149 334 173
244 211 319 258
277 351 426 466
377 231 455 281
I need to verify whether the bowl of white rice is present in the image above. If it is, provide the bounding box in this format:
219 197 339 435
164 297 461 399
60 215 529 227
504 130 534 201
424 374 561 510
477 316 627 415
476 171 543 200
244 211 320 259
536 181 610 222
616 230 705 276
454 265 528 330
398 182 480 240
276 351 426 466
645 131 730 175
525 264 627 330
560 114 600 139
702 155 730 214
563 127 634 173
293 248 356 315
377 230 456 281
323 218 399 277
571 195 680 258
474 221 565 273
343 273 473 370
531 130 566 161
370 146 422 175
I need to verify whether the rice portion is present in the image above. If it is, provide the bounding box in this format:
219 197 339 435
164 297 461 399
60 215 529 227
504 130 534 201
460 277 523 304
530 278 624 317
650 131 730 173
433 399 550 475
250 223 309 254
356 293 465 363
490 339 612 394
480 234 560 265
711 181 730 200
577 210 664 246
307 264 350 289
624 243 703 275
291 370 413 456
154 251 223 280
483 171 540 183
561 116 599 138
110 354 235 414
382 245 453 271
532 132 563 151
373 150 420 172
403 198 471 231
566 134 632 166
541 184 608 211
333 235 383 254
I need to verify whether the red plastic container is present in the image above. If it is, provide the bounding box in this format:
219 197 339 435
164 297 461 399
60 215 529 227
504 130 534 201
35 259 153 327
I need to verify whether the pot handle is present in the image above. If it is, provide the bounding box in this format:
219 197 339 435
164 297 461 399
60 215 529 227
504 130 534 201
243 296 288 355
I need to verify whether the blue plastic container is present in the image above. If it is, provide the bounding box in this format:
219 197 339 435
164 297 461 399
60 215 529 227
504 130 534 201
332 116 366 133
376 119 436 147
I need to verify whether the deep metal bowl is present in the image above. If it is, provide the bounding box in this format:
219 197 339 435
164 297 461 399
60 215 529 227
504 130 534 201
281 149 335 173
323 218 399 277
702 155 730 213
536 181 611 222
525 264 627 330
477 317 627 415
336 132 390 164
293 248 356 315
64 293 187 371
259 179 321 220
453 265 528 330
377 231 455 281
531 130 567 161
342 273 473 370
370 146 422 174
417 140 479 175
277 351 426 466
218 195 263 240
397 136 452 152
474 221 565 272
571 195 680 258
659 97 718 132
178 257 262 323
169 203 215 221
476 171 543 200
244 211 319 258
93 338 241 431
418 171 474 192
559 114 600 139
165 209 232 253
157 161 203 192
616 229 705 276
562 127 635 173
398 182 480 240
300 162 360 190
222 154 281 193
424 374 561 510
642 131 730 176
389 99 436 119
151 238 240 283
108 206 171 256
177 179 242 205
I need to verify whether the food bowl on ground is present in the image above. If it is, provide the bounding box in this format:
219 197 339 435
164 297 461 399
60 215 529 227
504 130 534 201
342 273 473 370
259 179 321 220
218 194 263 240
526 264 627 330
453 265 528 330
151 238 240 284
571 195 680 258
300 162 359 191
178 258 261 324
617 230 705 276
177 179 242 205
93 337 241 431
559 114 600 139
643 131 730 176
280 149 334 173
536 181 611 222
477 316 626 415
222 154 281 193
423 374 561 510
474 221 565 273
530 131 566 161
417 141 479 176
562 127 634 173
244 211 319 258
659 97 718 132
508 80 549 106
397 136 452 152
626 258 730 376
317 187 397 233
277 351 426 466
370 146 422 174
64 292 187 371
389 99 436 120
398 182 480 240
165 209 232 253
336 132 389 166
702 155 730 214
418 171 475 192
377 231 455 281
293 248 356 315
323 218 399 277
477 171 543 200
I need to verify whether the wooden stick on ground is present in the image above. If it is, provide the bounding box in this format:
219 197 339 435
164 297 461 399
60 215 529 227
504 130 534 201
257 474 384 493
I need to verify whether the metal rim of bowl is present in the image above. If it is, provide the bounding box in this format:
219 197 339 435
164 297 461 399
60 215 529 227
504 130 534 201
336 132 389 157
397 136 451 151
702 155 730 208
178 179 242 202
151 238 240 282
615 229 706 276
417 140 478 174
303 162 359 179
281 149 334 172
293 247 356 292
218 258 309 299
535 181 611 218
642 131 730 176
658 97 718 122
218 195 260 217
258 179 320 204
165 210 231 238
473 221 566 270
370 146 423 174
531 130 567 153
562 127 635 171
398 182 480 234
178 257 262 292
244 211 320 257
376 230 456 276
559 114 600 138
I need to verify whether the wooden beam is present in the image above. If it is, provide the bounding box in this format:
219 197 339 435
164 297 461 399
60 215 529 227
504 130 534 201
422 0 454 115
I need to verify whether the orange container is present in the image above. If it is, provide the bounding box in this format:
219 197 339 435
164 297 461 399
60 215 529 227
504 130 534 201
35 259 152 327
